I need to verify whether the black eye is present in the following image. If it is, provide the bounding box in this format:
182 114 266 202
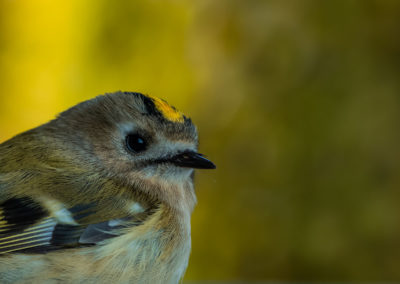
126 134 147 153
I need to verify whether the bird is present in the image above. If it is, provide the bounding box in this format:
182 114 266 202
0 91 215 283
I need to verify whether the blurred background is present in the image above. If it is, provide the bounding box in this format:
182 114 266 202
1 0 400 282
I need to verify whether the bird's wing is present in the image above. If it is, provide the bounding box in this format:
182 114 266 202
0 196 139 255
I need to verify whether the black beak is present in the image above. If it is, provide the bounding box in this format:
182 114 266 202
169 151 216 169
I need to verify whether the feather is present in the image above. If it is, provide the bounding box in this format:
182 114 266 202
0 197 47 234
0 197 139 254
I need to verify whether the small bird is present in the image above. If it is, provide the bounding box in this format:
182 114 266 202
0 92 215 283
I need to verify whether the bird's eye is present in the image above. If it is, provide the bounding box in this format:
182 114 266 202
126 134 147 153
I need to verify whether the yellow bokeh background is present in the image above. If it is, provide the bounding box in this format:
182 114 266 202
1 0 400 282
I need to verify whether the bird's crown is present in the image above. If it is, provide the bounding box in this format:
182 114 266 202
139 93 185 123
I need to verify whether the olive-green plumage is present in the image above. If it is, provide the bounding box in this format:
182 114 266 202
0 92 215 283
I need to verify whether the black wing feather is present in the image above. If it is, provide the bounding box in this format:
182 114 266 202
0 197 135 255
0 197 47 234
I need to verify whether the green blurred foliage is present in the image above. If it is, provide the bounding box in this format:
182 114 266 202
1 0 400 281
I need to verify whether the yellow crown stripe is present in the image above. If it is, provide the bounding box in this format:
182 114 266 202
145 94 185 123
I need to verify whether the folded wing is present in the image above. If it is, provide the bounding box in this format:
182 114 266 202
0 197 136 255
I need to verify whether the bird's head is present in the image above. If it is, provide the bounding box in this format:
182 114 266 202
43 92 215 208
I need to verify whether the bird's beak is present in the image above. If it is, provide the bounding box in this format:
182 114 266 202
169 151 216 169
